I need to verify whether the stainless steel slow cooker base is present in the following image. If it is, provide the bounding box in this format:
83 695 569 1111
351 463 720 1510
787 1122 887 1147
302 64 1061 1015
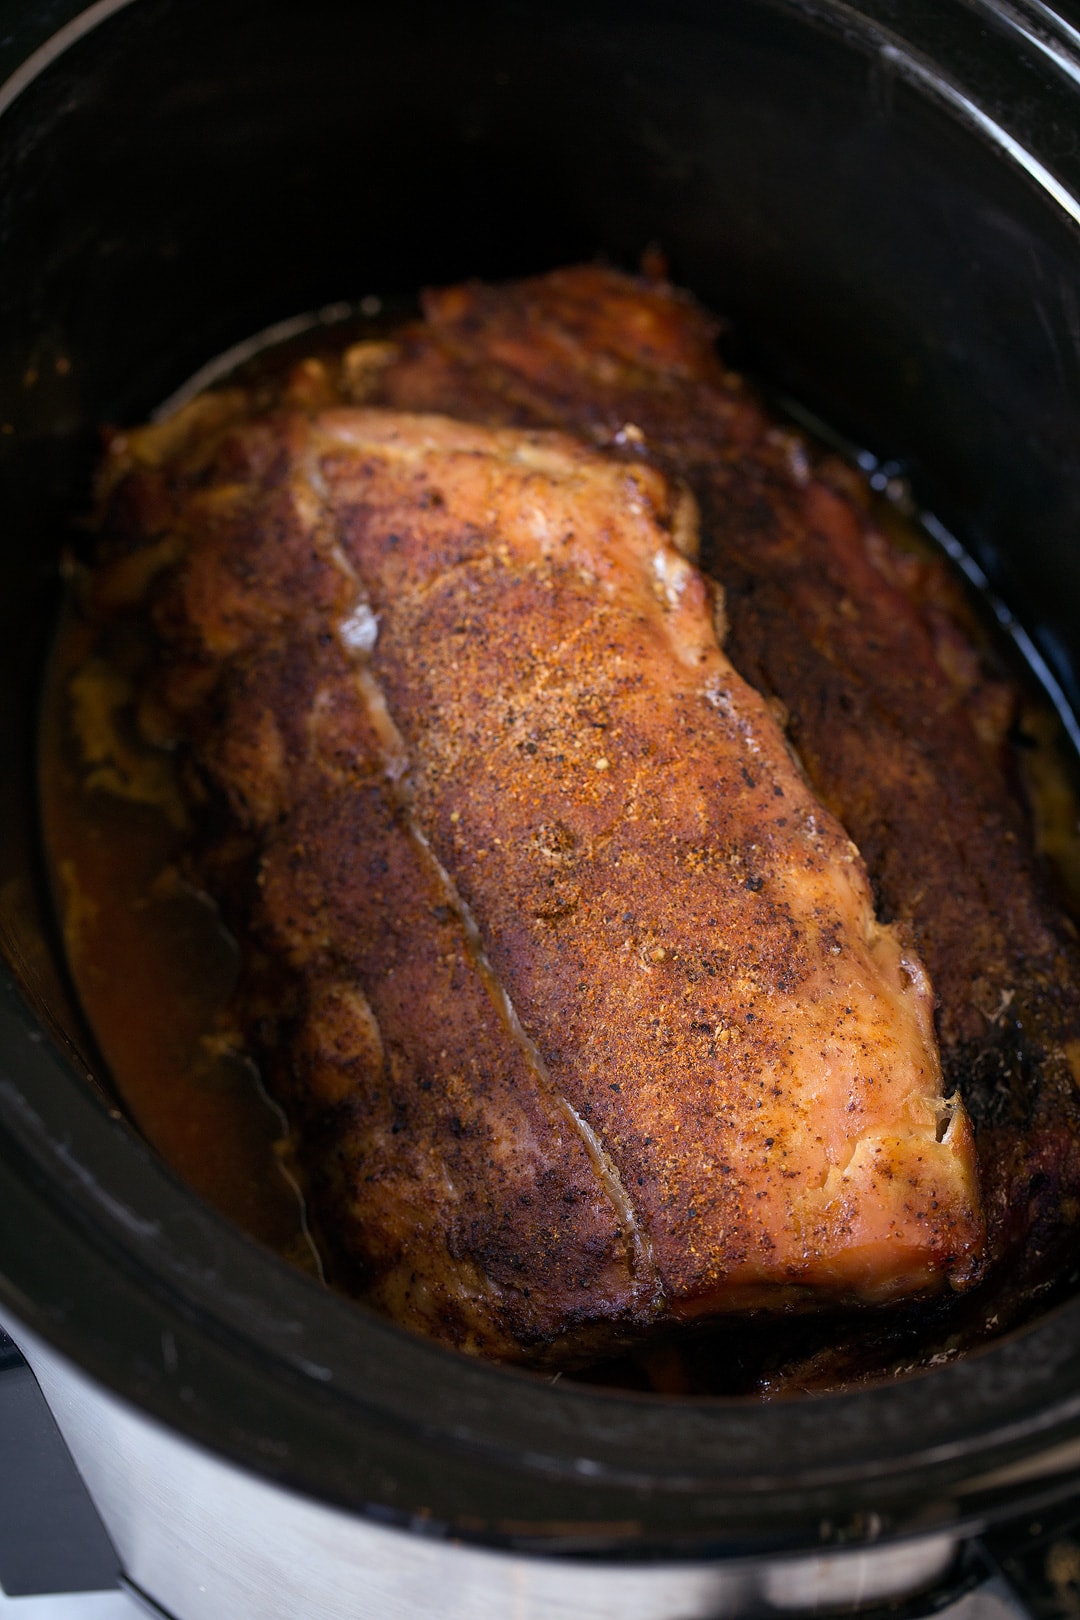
6 1319 964 1620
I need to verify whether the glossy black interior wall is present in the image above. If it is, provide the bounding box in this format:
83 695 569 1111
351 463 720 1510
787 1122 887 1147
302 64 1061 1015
4 0 1080 625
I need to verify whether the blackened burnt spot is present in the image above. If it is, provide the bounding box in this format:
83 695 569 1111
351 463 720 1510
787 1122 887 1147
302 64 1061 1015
950 1020 1040 1133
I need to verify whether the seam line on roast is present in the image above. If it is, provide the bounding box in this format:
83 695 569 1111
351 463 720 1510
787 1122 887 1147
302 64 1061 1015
354 663 661 1305
298 440 662 1306
406 815 660 1298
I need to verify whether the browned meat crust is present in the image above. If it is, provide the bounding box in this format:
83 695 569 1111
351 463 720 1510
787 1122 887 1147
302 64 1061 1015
363 265 1080 1309
89 395 982 1364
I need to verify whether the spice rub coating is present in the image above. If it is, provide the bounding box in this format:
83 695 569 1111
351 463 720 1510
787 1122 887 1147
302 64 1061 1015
358 264 1080 1304
90 398 983 1360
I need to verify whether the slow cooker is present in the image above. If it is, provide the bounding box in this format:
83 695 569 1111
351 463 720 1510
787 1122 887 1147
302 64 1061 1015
5 1 1080 1614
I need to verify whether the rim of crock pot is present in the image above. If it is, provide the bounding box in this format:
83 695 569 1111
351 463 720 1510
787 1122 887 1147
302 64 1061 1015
804 0 1080 228
3 0 1080 228
3 0 1080 1559
0 0 139 117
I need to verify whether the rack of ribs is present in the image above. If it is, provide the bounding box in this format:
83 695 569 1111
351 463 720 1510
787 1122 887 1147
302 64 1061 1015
90 385 983 1365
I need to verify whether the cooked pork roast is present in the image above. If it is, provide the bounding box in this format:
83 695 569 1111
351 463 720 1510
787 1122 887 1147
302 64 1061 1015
360 266 1080 1314
90 372 983 1363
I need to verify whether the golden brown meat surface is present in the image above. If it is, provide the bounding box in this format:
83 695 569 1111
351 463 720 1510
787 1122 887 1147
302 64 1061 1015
91 400 983 1362
352 265 1080 1323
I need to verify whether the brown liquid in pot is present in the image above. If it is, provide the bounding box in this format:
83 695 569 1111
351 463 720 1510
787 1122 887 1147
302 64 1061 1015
40 305 1080 1394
